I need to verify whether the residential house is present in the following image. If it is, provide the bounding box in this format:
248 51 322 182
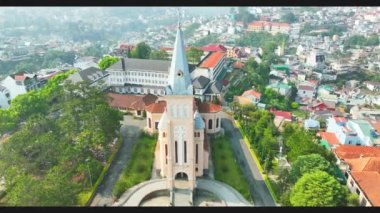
193 76 223 102
364 81 380 92
266 82 292 97
308 100 336 112
66 67 109 90
319 131 340 150
270 108 293 130
241 89 262 104
326 116 380 146
0 86 11 109
304 118 320 131
1 72 39 100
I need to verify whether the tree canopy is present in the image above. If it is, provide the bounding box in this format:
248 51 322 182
281 12 297 23
130 42 151 59
290 171 348 206
0 70 123 206
98 55 120 70
289 154 334 183
186 47 204 64
149 49 169 60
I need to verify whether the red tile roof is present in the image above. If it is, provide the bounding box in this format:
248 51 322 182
334 116 347 123
334 145 380 160
198 102 222 113
242 89 262 99
201 44 227 52
14 75 27 81
107 93 158 111
346 157 380 172
233 61 244 69
320 132 340 146
199 51 225 69
298 85 315 91
249 21 290 28
350 172 380 206
145 101 166 113
270 109 292 121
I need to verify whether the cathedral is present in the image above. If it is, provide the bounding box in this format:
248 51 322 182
144 21 222 192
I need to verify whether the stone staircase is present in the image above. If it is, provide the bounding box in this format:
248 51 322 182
173 188 192 206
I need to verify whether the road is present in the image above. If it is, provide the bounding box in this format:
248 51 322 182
220 112 277 206
90 115 146 206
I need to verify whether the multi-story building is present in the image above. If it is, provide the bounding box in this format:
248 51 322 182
191 51 227 81
247 21 291 35
1 72 39 100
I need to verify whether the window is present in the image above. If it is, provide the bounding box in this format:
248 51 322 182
360 198 367 206
196 144 198 164
165 144 168 164
175 141 178 163
155 122 159 130
208 119 213 130
195 167 198 172
216 118 219 128
148 118 151 128
350 180 354 187
356 188 360 195
194 132 197 137
163 132 166 138
184 141 187 163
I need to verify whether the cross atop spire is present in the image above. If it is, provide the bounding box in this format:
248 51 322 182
177 7 182 28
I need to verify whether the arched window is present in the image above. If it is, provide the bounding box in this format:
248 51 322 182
208 119 213 130
165 144 168 164
216 118 219 128
196 144 199 164
163 132 166 138
148 118 151 128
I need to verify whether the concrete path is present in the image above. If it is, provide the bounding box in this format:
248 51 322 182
90 115 146 206
114 178 252 206
220 112 277 206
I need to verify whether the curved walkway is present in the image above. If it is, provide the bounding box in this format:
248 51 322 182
113 178 253 207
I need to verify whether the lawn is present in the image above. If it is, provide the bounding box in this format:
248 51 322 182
211 135 252 201
112 132 157 199
291 109 310 120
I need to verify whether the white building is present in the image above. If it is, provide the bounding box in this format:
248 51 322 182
1 72 39 100
297 83 316 99
306 48 325 70
0 86 11 109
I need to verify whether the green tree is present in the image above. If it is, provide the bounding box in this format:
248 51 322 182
347 193 360 207
186 47 204 64
98 55 120 70
290 171 348 206
149 49 169 60
130 42 151 59
193 34 219 46
290 102 299 109
289 154 334 183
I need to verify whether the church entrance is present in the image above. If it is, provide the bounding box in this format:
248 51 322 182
175 172 188 180
174 172 189 189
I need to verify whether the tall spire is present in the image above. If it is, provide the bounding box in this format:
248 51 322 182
165 8 193 96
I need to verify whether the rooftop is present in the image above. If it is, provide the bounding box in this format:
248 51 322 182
319 132 340 146
350 171 380 206
197 102 222 114
199 51 225 69
107 93 158 111
242 89 262 99
334 145 380 160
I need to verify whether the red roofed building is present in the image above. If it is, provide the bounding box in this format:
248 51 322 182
192 51 226 81
319 131 340 148
2 72 39 100
233 61 244 69
107 92 158 117
241 89 262 104
201 44 227 53
270 109 292 121
247 21 290 35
